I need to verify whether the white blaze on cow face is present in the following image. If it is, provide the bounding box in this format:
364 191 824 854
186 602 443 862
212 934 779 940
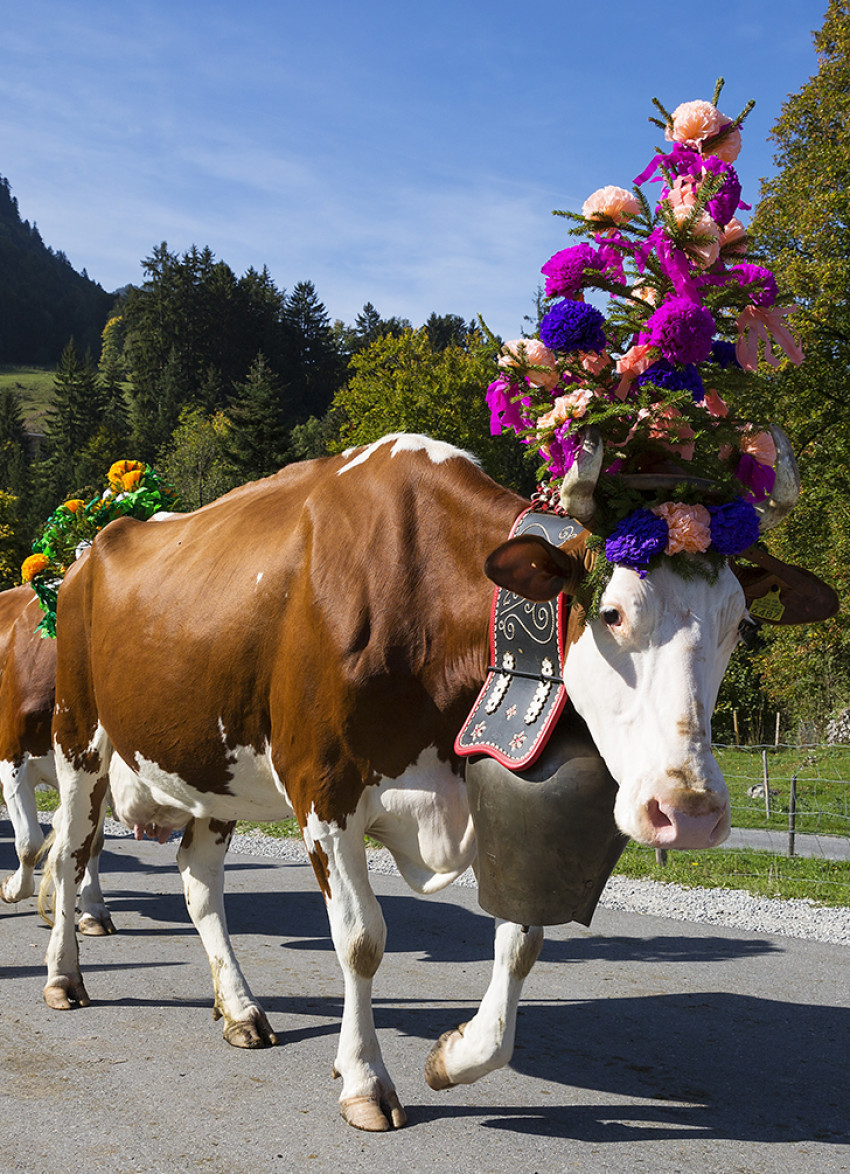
564 560 745 850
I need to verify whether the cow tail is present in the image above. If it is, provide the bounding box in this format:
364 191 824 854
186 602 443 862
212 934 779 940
37 829 56 927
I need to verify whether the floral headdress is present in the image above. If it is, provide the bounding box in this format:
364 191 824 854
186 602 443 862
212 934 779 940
485 81 802 597
22 460 177 637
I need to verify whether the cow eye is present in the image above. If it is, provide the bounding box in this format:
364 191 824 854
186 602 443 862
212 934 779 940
600 607 622 628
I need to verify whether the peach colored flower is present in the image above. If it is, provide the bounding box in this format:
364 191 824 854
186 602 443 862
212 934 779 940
711 124 742 163
614 342 657 400
638 405 695 461
665 100 726 146
582 185 640 225
631 284 658 306
664 176 699 209
652 501 712 555
719 217 747 253
498 339 559 391
579 350 611 376
670 204 721 268
703 387 729 418
739 427 777 467
537 389 594 430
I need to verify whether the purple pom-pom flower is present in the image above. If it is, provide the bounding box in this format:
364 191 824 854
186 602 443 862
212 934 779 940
539 301 607 354
646 297 716 365
636 359 705 402
541 244 603 299
605 509 669 573
708 498 760 555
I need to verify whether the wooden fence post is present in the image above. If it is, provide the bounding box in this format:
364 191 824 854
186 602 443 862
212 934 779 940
762 749 771 819
787 770 797 857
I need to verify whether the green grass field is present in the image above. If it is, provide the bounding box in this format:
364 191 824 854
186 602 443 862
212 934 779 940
0 366 56 429
717 744 850 837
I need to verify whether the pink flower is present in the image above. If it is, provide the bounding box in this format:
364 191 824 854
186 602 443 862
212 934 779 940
739 426 777 467
651 501 712 555
736 305 804 370
582 185 641 226
719 217 748 254
499 338 559 390
666 100 726 145
614 342 658 399
703 387 729 418
537 389 594 430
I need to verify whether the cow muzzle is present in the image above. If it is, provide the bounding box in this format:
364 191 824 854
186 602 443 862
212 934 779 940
616 783 730 850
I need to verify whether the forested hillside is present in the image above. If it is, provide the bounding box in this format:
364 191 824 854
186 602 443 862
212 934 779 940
0 177 113 364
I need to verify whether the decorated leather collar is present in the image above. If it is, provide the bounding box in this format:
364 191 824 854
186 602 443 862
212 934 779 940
455 510 583 769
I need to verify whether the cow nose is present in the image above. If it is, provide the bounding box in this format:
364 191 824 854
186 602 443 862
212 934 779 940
646 797 729 850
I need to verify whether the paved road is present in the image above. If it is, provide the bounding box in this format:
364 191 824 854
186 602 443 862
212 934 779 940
1 818 848 1174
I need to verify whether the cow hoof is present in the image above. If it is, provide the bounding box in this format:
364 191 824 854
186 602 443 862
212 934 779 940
78 911 116 936
222 1008 278 1049
43 976 91 1010
1 874 34 903
424 1023 467 1090
340 1092 407 1132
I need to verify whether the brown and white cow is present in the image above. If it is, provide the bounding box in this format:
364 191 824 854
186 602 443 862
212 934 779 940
40 433 836 1132
0 585 114 933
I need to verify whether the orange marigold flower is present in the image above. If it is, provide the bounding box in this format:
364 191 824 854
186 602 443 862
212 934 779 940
122 469 143 491
22 553 50 583
108 459 145 488
62 498 86 513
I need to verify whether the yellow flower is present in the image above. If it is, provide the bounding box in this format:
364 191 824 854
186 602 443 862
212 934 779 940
22 553 50 583
108 459 145 489
62 498 86 514
122 469 143 491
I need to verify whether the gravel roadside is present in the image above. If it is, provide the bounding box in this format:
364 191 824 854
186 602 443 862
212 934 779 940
13 808 850 947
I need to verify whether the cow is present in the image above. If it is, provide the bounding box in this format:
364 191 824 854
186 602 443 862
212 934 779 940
0 585 113 933
40 432 836 1132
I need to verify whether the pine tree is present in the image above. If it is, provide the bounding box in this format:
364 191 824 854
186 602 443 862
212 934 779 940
283 281 344 420
226 352 291 482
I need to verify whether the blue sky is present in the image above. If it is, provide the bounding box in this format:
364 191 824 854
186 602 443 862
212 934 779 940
2 1 827 339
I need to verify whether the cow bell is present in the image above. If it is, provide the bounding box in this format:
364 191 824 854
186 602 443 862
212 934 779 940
465 706 628 926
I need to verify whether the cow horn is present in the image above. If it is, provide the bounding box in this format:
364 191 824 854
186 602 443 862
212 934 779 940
756 424 800 532
558 425 604 524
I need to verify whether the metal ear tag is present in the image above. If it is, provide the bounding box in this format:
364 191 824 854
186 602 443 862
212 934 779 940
749 583 785 622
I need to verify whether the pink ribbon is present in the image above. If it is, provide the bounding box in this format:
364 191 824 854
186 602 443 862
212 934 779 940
735 305 804 370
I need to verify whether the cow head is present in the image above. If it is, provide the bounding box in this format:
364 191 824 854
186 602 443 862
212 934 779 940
485 424 838 851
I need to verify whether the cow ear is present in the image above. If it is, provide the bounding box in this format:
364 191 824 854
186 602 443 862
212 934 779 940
733 547 840 625
484 536 587 602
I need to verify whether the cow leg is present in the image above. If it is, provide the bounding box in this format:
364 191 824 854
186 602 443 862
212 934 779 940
42 740 112 1010
425 918 544 1089
307 823 406 1132
176 817 277 1049
0 757 44 903
77 815 115 936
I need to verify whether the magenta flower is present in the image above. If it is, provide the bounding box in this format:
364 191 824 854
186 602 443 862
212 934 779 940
541 243 603 298
730 264 778 308
646 297 716 364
